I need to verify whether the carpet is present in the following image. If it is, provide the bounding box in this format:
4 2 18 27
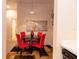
11 46 21 52
39 48 48 57
11 46 49 57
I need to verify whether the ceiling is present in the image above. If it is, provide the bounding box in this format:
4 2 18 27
7 0 54 9
18 0 53 4
7 0 54 25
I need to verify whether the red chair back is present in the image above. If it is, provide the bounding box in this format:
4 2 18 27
16 34 23 46
21 32 26 37
20 32 26 40
40 34 46 46
37 32 42 37
31 32 46 48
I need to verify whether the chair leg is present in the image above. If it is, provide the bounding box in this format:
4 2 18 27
31 47 33 54
29 46 33 54
24 48 28 54
20 50 22 57
17 47 19 54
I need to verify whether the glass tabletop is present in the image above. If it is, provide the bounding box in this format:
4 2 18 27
24 35 40 39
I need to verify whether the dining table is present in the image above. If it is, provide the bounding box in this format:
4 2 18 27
23 35 40 54
23 35 40 43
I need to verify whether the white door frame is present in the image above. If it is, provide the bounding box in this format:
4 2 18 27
2 0 6 59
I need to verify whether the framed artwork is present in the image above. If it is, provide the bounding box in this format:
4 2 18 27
26 21 47 32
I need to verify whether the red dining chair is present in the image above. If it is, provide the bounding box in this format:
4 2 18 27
16 34 30 56
37 32 42 37
20 32 30 44
20 32 33 54
32 33 46 48
20 32 26 43
20 32 26 38
32 32 42 42
33 32 42 42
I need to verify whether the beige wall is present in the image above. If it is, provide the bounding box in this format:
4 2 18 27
46 18 53 46
53 0 76 59
6 18 12 40
6 9 17 53
17 2 53 46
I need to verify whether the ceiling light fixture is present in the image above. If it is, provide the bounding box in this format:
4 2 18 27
30 11 35 14
7 5 10 9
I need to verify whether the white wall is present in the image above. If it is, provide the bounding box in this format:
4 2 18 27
57 0 76 41
53 0 76 59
